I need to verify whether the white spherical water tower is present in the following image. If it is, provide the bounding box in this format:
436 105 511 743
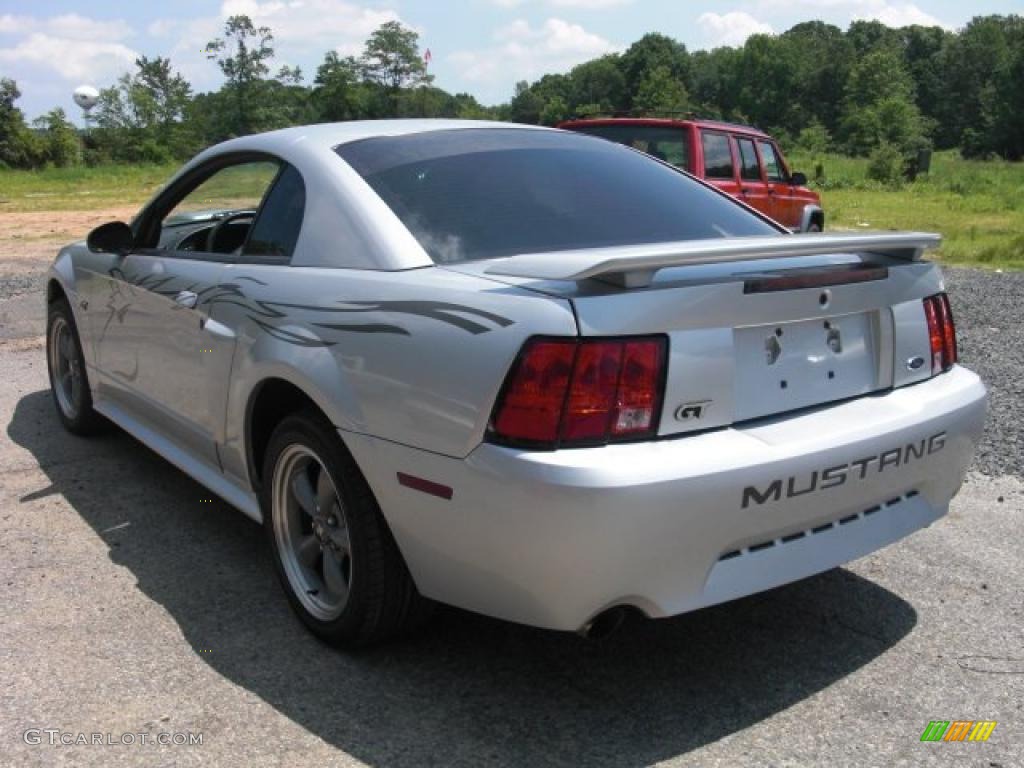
73 85 99 128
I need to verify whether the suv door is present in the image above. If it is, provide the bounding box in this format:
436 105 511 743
734 136 770 218
699 130 739 197
757 140 798 228
87 158 280 466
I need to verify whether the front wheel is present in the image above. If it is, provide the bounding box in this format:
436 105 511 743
46 298 103 435
261 410 431 647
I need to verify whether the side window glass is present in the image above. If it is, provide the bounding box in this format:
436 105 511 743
243 165 306 261
701 132 734 179
159 161 279 256
737 139 762 181
758 141 785 182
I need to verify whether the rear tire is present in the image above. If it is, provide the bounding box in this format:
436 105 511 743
261 409 431 647
46 297 103 435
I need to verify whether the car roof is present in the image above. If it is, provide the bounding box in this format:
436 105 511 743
559 117 771 139
230 119 550 152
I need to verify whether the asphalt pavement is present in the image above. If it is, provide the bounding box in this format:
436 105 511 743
0 269 1021 767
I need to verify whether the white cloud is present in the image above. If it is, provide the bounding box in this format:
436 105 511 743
490 0 632 8
0 32 138 81
218 0 400 46
450 17 618 91
753 0 951 30
548 0 632 7
853 3 950 29
0 13 132 41
146 0 404 90
697 12 773 48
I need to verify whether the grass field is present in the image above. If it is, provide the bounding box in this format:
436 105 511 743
788 150 1024 269
0 163 178 212
1 151 1022 268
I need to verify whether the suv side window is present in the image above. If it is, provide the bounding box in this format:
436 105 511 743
757 141 786 182
701 131 734 179
242 164 306 261
736 138 762 181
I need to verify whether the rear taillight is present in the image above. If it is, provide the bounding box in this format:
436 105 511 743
923 292 957 373
489 336 667 448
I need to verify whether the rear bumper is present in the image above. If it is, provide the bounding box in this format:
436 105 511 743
345 365 986 632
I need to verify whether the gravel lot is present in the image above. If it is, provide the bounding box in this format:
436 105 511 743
944 268 1024 477
1 258 1021 767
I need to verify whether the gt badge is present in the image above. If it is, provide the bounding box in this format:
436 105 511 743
675 400 711 421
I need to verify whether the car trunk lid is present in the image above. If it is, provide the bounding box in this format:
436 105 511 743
444 232 942 436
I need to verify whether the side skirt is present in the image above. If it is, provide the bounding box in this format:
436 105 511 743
94 399 262 522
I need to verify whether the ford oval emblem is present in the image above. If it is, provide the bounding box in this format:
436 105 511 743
907 356 926 371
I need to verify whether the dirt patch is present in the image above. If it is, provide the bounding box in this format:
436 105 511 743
0 335 44 352
0 207 137 275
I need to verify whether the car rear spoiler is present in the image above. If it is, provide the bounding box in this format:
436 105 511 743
484 231 942 288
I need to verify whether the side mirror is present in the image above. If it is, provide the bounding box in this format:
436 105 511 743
86 221 134 255
789 171 808 187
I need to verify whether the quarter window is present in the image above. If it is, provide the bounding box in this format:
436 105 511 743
701 132 734 179
243 165 306 260
757 141 785 181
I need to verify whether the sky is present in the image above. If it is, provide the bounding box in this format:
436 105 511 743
1 0 1020 122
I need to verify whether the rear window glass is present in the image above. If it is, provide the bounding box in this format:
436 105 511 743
336 128 777 264
565 124 691 171
701 132 734 179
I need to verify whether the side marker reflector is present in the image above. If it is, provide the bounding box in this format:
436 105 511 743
397 472 453 500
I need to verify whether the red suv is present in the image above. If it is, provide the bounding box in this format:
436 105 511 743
558 117 824 232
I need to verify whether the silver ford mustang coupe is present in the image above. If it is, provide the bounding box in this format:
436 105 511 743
46 120 987 646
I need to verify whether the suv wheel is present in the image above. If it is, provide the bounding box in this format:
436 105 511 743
261 410 431 647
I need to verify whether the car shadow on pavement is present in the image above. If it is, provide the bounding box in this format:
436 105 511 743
9 389 918 767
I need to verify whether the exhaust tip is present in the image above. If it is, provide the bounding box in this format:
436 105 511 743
578 606 629 640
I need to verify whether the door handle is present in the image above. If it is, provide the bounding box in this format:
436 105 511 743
174 290 198 309
203 317 236 340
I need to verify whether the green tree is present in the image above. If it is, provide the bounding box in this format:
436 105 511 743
846 19 901 55
360 21 430 114
508 81 545 124
0 78 43 168
688 47 740 117
206 15 275 135
983 40 1024 158
795 121 831 155
312 51 367 121
568 55 626 115
451 92 493 120
780 22 855 132
633 65 689 113
618 33 689 110
936 15 1024 156
897 25 953 143
839 49 928 156
92 57 196 162
33 108 80 167
735 34 801 134
539 95 569 126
